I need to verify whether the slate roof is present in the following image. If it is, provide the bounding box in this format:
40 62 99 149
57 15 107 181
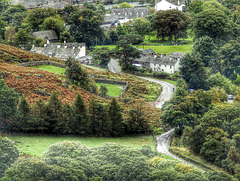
135 52 186 65
31 30 58 41
31 42 86 60
141 48 156 55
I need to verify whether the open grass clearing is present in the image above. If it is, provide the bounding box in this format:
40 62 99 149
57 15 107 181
6 135 156 157
96 44 192 54
32 65 65 75
96 83 123 97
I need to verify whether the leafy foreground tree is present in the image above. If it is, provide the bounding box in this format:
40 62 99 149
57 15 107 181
0 137 19 178
3 141 235 181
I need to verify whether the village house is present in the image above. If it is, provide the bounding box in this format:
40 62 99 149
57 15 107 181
31 42 87 61
101 7 149 29
31 30 58 43
111 7 149 19
134 52 186 74
155 0 185 11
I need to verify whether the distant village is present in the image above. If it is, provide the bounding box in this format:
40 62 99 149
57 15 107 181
23 0 186 74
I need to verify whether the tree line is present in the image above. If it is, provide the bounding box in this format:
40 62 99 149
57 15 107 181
0 79 154 136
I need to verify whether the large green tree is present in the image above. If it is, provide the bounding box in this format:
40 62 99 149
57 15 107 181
132 18 151 39
1 4 27 28
152 10 191 43
192 36 217 67
179 53 208 89
27 8 56 30
69 9 104 47
39 16 65 38
219 39 240 80
191 8 238 45
112 34 141 69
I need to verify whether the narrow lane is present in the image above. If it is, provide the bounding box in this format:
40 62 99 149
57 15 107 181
107 59 205 170
138 77 175 108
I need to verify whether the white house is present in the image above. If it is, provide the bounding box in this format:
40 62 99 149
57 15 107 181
134 52 185 74
31 42 86 61
155 0 185 11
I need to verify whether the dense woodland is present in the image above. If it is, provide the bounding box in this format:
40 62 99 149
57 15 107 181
0 0 240 180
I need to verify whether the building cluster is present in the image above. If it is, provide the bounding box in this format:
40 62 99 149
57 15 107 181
101 7 149 29
134 48 185 74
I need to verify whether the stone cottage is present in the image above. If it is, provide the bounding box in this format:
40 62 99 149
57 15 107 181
134 52 186 74
111 7 149 19
31 30 58 42
31 42 86 60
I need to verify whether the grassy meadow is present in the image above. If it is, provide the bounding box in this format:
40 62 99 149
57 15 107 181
32 65 123 97
96 83 123 97
32 65 65 75
7 135 156 156
97 44 192 55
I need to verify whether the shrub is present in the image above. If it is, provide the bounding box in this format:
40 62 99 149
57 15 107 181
153 72 170 79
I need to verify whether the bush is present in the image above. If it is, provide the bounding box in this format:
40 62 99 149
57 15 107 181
153 72 170 79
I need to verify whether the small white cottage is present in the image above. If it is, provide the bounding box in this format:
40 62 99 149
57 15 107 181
134 52 186 74
155 0 185 11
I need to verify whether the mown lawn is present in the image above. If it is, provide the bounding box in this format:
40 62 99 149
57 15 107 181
96 83 123 97
32 65 65 75
96 44 192 54
7 135 156 157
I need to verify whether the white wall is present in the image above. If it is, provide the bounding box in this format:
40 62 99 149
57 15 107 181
150 62 175 74
155 0 178 11
76 46 86 58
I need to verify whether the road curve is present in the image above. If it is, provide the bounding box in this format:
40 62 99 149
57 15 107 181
108 58 122 74
107 60 205 170
138 77 175 108
141 77 206 170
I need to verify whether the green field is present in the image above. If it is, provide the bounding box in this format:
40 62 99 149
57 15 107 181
96 83 123 97
96 44 192 55
6 135 155 156
32 65 65 75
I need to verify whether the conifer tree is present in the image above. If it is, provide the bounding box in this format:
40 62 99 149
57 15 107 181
32 99 49 134
0 80 19 130
62 103 73 134
46 92 64 134
71 93 89 135
107 98 124 136
89 96 108 136
17 96 32 132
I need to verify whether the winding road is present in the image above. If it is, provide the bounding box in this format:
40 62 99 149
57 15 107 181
108 59 205 170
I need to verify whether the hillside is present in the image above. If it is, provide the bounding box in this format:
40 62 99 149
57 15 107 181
0 62 92 104
0 44 64 64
